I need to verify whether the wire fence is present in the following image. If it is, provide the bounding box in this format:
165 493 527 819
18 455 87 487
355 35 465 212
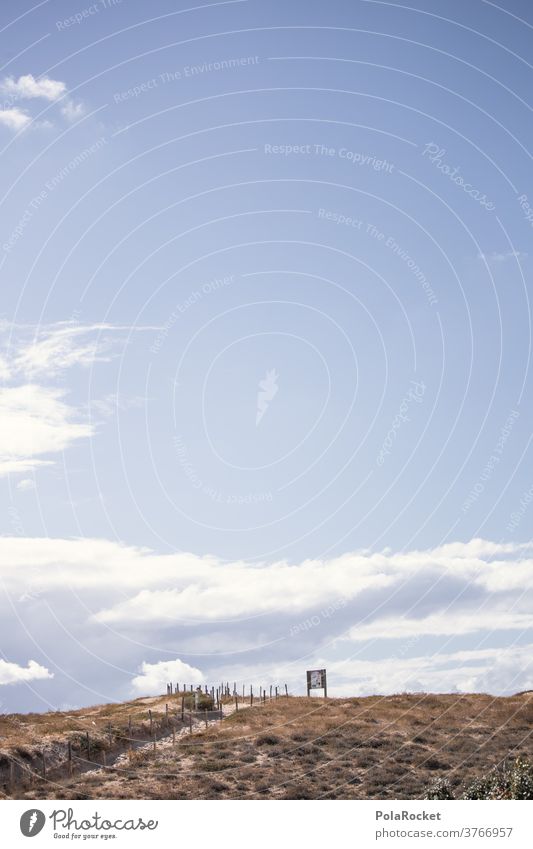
0 682 290 796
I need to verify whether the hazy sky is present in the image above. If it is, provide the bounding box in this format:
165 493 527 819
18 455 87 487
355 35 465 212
1 0 533 712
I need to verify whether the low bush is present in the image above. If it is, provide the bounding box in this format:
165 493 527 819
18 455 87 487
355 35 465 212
255 734 280 746
424 757 533 800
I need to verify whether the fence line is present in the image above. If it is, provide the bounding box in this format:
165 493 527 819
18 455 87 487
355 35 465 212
1 684 290 796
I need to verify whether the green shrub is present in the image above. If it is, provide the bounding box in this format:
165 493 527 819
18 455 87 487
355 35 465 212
463 757 533 800
424 778 455 800
424 757 533 800
183 693 214 711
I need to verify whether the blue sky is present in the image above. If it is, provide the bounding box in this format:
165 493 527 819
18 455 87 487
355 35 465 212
1 0 533 711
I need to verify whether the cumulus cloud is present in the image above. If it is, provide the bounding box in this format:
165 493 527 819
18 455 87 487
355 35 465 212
175 641 533 698
0 535 532 699
0 385 93 478
0 74 66 102
90 538 533 626
342 610 533 642
0 536 532 644
16 478 35 492
131 658 204 695
0 354 11 380
0 321 144 478
321 644 533 697
0 108 31 131
61 100 85 122
0 75 85 132
0 659 53 686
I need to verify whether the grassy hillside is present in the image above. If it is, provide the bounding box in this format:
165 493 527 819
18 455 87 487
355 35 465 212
2 692 532 800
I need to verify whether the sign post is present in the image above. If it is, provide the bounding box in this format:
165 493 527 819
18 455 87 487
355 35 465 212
306 668 327 698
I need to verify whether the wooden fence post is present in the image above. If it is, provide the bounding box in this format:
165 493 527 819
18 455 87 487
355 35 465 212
285 684 289 699
270 685 272 699
165 703 169 725
235 694 238 711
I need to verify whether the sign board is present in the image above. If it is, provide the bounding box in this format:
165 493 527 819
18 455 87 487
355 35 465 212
306 668 327 697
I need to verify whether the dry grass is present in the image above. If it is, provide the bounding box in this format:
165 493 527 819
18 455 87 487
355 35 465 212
0 692 190 795
0 692 177 748
6 691 533 800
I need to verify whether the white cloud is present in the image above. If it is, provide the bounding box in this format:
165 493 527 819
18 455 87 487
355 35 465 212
0 384 93 478
342 610 533 642
0 354 11 379
89 393 147 419
321 643 533 697
0 459 52 476
0 74 66 102
0 535 531 698
0 536 531 645
0 537 199 592
0 75 85 131
0 108 31 131
0 659 53 686
131 658 204 696
91 539 533 626
181 642 533 697
61 100 85 122
16 478 35 492
12 322 118 377
477 250 527 263
0 321 141 478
